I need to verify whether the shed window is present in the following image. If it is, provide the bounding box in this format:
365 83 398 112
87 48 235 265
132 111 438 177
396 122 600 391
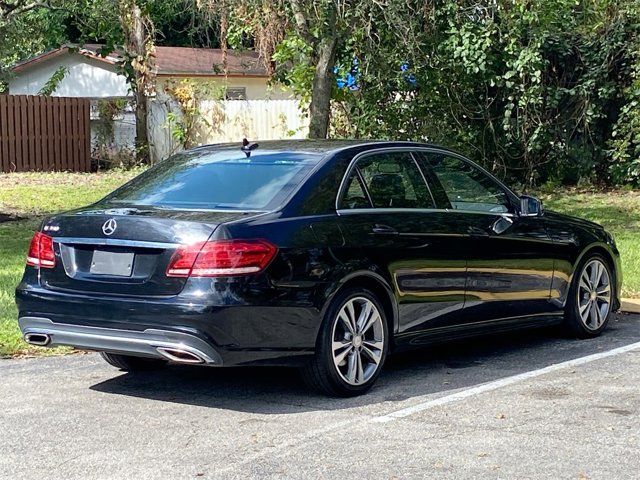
226 87 247 100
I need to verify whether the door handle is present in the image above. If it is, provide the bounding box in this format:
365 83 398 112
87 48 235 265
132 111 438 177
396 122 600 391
371 224 399 235
467 226 490 237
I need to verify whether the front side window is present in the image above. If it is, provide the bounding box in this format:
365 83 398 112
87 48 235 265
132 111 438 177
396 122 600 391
420 153 512 213
339 151 433 209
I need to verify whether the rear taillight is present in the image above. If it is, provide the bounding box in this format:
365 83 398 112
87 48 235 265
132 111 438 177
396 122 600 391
166 239 277 277
26 232 56 268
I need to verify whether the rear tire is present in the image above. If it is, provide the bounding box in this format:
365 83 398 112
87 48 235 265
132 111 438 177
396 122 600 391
301 288 389 397
564 254 614 338
100 352 167 371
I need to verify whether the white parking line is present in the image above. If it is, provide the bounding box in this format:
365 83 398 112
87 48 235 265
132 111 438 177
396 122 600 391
217 340 640 472
372 340 640 423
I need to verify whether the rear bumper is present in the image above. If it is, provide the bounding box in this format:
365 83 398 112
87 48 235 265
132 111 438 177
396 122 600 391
19 316 223 365
15 282 321 366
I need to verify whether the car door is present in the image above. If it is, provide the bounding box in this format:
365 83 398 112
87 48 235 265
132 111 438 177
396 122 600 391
415 150 557 323
336 149 469 336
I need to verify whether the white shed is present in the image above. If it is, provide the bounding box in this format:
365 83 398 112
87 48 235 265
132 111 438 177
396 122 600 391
8 45 129 98
8 45 301 162
9 44 292 100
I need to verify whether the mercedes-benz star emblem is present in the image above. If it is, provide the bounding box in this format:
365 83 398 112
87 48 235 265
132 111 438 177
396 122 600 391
102 218 117 236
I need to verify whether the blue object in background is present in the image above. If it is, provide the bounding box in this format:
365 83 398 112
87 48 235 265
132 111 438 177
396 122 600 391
335 58 360 91
334 59 417 90
401 62 418 87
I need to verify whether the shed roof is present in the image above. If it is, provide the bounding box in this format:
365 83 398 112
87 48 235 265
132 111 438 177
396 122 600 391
11 45 269 77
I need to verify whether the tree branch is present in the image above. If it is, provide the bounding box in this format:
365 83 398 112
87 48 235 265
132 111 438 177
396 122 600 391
289 0 314 45
1 0 51 20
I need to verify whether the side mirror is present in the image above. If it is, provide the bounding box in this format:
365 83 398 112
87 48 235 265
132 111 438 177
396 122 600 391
519 195 543 217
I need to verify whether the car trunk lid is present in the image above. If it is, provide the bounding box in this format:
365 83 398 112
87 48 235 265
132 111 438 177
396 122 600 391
39 206 260 296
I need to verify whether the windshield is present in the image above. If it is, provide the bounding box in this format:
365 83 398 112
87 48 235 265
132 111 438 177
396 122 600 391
101 149 322 211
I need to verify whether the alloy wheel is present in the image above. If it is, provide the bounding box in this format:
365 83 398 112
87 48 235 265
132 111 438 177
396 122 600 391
577 259 611 331
331 296 385 386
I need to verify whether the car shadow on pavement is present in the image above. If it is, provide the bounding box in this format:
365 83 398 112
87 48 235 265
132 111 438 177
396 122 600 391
90 313 639 414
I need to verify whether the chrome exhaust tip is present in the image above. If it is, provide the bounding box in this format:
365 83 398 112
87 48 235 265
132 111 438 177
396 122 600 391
24 333 51 346
156 347 205 364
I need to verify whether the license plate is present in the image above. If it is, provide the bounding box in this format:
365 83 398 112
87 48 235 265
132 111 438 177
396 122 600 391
90 250 135 277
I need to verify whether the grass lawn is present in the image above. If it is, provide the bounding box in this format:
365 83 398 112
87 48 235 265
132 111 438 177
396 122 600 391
0 171 140 357
0 169 142 217
539 189 640 299
0 171 638 357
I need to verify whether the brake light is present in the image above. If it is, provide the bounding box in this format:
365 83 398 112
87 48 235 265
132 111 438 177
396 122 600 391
166 239 277 277
26 232 56 268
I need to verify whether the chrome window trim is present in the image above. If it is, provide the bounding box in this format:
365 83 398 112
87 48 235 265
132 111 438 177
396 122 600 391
335 146 520 214
336 207 516 218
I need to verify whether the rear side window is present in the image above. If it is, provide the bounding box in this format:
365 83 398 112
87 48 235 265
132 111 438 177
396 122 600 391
419 153 512 213
102 150 320 211
341 173 371 209
340 152 434 209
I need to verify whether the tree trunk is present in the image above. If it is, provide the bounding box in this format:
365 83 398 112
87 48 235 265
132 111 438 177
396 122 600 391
220 7 229 76
308 34 338 139
289 0 339 139
134 88 149 161
130 3 150 162
119 0 154 163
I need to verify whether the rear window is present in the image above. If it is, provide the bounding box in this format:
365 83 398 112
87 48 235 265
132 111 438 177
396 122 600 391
102 150 321 211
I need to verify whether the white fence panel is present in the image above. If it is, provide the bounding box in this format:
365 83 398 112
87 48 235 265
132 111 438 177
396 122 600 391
148 98 308 163
198 99 308 143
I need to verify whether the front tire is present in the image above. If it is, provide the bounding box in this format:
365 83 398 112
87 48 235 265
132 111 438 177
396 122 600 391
100 352 167 371
564 254 613 338
301 288 389 397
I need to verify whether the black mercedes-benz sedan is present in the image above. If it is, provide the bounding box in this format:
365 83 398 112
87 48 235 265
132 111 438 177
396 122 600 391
16 140 621 396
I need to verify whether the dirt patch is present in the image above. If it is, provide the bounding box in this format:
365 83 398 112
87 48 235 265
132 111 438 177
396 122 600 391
528 387 571 400
0 212 25 224
0 171 138 188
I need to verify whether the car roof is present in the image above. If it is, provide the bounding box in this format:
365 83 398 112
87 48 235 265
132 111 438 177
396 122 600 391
187 139 459 157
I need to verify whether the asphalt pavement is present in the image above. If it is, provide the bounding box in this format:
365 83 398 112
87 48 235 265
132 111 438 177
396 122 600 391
1 313 639 479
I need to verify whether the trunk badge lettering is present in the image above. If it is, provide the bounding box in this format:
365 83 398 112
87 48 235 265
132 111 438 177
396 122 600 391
102 219 118 236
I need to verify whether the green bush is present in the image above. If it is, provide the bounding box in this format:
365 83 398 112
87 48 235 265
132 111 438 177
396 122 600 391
327 0 640 188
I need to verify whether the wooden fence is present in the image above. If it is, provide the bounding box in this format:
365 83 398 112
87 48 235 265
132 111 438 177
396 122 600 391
0 95 91 173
